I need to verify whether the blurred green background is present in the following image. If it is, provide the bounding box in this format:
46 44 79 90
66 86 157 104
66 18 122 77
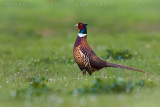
0 0 160 107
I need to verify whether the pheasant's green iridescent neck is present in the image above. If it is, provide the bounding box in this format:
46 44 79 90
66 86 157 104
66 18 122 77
79 26 87 34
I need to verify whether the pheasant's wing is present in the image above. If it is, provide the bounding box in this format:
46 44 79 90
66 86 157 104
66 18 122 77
81 46 106 68
79 47 95 67
80 46 105 69
89 55 106 69
79 49 90 67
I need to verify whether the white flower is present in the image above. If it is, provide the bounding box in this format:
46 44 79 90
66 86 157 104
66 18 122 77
58 98 63 104
10 91 16 97
71 59 74 62
65 84 68 87
117 77 123 81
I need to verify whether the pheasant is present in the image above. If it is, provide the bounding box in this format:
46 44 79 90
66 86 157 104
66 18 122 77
73 22 145 75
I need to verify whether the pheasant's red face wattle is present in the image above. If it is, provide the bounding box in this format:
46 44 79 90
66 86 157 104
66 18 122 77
78 22 83 30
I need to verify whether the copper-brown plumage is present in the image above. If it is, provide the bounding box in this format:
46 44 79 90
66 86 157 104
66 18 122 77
73 22 145 75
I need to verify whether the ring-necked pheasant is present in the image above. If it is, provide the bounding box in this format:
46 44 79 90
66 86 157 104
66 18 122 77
73 22 145 75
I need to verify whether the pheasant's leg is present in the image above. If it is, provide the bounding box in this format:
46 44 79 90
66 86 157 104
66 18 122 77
87 71 93 76
82 69 86 75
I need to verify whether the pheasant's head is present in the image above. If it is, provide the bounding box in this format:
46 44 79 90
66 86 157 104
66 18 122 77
75 22 88 35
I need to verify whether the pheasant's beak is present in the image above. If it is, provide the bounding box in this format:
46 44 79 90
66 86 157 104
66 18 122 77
75 24 78 27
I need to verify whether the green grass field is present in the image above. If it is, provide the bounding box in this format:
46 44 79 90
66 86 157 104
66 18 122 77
0 0 160 107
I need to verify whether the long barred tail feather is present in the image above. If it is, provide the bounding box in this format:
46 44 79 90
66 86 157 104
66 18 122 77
106 62 145 73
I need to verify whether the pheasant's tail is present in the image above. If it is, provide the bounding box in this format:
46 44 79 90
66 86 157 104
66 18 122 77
106 62 145 73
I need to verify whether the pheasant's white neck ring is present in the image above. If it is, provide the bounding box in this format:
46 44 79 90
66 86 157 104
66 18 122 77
78 33 87 37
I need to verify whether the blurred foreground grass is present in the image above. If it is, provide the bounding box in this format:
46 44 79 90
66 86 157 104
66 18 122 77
0 0 160 107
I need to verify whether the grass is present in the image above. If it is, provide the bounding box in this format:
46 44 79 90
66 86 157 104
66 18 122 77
0 0 160 107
